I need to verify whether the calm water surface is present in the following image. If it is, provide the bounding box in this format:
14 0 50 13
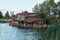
0 23 41 40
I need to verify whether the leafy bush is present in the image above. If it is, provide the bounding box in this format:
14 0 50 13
42 24 60 40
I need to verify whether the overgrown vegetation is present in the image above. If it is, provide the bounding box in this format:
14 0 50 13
33 0 60 40
4 11 10 19
0 11 3 19
33 0 60 24
41 24 60 40
0 11 10 19
0 11 11 23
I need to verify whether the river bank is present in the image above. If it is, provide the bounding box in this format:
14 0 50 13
0 19 10 23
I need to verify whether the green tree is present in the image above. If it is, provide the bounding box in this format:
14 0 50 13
56 1 60 23
5 11 10 19
33 0 58 23
57 1 60 16
38 5 46 18
32 4 39 13
33 4 47 18
0 11 3 19
44 0 57 24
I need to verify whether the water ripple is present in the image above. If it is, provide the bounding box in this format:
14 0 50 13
0 23 41 40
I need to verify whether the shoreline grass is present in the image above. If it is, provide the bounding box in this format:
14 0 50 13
0 19 10 23
41 24 60 40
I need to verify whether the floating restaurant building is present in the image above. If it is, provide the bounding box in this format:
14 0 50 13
9 11 48 28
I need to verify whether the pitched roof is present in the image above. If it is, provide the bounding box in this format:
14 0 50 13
17 11 35 15
25 17 44 22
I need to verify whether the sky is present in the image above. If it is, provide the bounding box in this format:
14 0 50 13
0 0 59 15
